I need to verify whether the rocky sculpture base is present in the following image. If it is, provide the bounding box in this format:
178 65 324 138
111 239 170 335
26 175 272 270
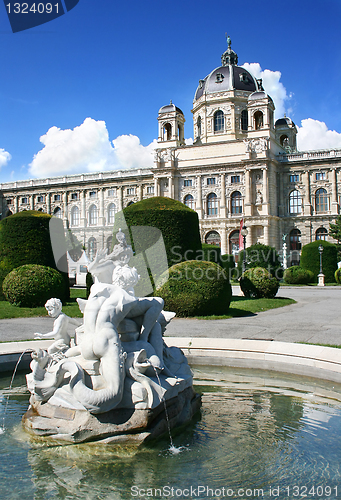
22 387 201 445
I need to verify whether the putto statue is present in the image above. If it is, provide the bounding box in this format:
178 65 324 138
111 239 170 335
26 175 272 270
23 230 200 444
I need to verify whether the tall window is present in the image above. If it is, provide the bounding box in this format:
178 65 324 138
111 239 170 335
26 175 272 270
108 203 116 224
147 186 154 194
289 190 302 214
71 206 79 226
21 197 28 204
184 194 195 209
289 174 299 183
231 175 240 184
315 188 328 213
37 195 44 203
197 116 202 137
88 237 97 261
254 111 263 130
207 193 218 215
71 193 78 200
54 194 61 201
184 179 192 187
214 110 224 132
289 229 301 251
316 227 328 240
53 207 62 218
164 123 172 140
241 109 248 131
231 191 242 214
107 189 115 197
316 172 326 181
89 191 97 199
127 188 135 195
207 177 216 185
89 205 98 226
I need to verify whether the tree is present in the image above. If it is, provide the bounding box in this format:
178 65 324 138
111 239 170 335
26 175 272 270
329 216 341 260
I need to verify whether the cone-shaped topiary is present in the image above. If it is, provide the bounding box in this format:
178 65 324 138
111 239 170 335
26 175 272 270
240 267 280 298
0 210 69 300
156 260 232 317
2 264 67 307
300 240 338 283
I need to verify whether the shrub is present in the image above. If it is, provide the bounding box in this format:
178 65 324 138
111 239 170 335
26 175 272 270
300 240 338 283
237 243 283 278
240 267 280 299
0 210 69 300
2 264 67 307
220 254 238 280
335 268 341 284
283 266 314 284
115 197 202 268
201 244 221 264
156 260 232 317
86 272 94 298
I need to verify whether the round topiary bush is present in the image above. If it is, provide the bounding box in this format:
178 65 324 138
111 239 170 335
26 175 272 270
240 267 280 299
335 268 341 284
156 260 232 317
115 197 202 268
300 240 338 283
237 243 283 278
283 266 314 284
0 210 69 300
2 264 67 307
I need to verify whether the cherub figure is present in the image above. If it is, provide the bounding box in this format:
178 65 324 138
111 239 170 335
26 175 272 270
34 298 80 355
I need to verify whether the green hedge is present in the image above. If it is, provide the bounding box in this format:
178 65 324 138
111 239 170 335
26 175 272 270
0 211 69 300
240 267 280 298
156 260 232 317
283 266 314 284
201 244 221 264
2 264 67 307
116 197 202 268
237 243 283 278
335 268 341 284
300 240 338 283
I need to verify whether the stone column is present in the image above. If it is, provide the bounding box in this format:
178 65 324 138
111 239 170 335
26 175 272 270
118 186 123 211
169 174 174 199
154 178 160 197
99 188 105 227
46 193 51 214
63 191 68 225
196 174 202 219
331 168 339 214
303 170 312 215
244 169 252 216
139 184 143 201
263 224 269 245
15 196 19 213
30 194 35 211
220 227 227 255
81 190 86 227
220 174 226 218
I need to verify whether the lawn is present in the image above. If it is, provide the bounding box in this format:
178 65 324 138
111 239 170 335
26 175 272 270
0 289 296 320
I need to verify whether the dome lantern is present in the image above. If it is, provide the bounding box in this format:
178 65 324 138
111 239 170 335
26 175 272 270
221 34 238 66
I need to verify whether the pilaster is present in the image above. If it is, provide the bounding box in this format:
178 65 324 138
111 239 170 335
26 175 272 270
220 173 226 218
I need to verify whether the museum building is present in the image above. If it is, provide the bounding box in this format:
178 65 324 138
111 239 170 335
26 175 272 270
1 38 341 264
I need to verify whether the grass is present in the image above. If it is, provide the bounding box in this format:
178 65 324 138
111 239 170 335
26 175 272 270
195 296 296 320
298 342 341 349
0 288 87 319
0 289 296 321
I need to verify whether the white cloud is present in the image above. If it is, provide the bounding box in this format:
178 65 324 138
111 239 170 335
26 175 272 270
242 63 288 118
297 118 341 151
29 118 156 178
0 148 11 169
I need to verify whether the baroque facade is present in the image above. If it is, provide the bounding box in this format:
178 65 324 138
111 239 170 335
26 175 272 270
1 39 341 264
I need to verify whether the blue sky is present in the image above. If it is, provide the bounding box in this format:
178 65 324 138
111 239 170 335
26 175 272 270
1 0 341 182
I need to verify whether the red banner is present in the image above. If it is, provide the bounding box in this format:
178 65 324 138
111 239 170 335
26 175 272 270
239 219 244 250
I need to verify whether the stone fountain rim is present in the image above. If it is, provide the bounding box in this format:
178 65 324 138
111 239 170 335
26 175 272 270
1 337 341 384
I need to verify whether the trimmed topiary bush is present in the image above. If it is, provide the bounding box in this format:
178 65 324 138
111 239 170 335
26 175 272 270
116 197 202 268
300 240 338 283
201 244 221 264
240 267 280 299
2 264 67 307
220 254 237 280
0 210 69 300
156 260 232 317
237 243 283 278
335 268 341 284
283 266 314 284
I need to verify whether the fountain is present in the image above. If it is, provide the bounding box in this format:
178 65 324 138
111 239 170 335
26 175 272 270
22 229 201 444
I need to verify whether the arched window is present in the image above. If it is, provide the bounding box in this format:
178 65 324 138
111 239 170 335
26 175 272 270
207 193 218 216
184 194 195 209
108 203 116 224
88 237 97 262
214 110 224 132
197 116 202 137
205 231 221 246
289 229 301 251
107 236 113 252
254 111 263 130
231 191 242 214
241 110 248 131
229 230 240 255
53 207 62 219
127 201 134 207
280 134 289 147
71 206 79 226
164 123 172 141
316 227 328 240
89 204 98 226
289 190 302 214
315 188 328 213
